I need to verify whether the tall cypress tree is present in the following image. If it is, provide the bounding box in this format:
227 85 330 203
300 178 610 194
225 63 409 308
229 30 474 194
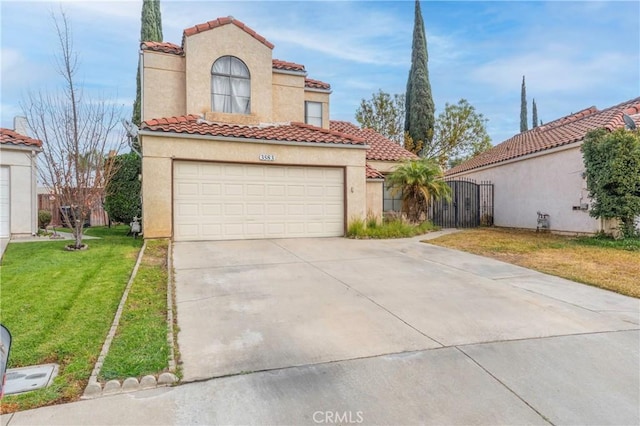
132 0 163 128
520 75 528 132
404 0 435 155
532 98 538 128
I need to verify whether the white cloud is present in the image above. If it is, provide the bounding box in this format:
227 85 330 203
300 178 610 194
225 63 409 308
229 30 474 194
472 48 636 95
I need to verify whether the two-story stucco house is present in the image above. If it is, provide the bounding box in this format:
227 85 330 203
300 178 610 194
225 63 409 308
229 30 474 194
139 16 414 241
446 97 640 234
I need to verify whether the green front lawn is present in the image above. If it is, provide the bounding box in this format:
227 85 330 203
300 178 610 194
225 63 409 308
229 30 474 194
99 239 171 380
0 226 142 413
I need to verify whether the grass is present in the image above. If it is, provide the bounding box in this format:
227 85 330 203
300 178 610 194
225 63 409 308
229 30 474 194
427 227 640 298
347 217 439 239
99 239 170 380
0 226 142 413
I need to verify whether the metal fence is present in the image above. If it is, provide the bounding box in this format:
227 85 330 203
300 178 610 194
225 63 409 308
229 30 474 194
430 178 494 228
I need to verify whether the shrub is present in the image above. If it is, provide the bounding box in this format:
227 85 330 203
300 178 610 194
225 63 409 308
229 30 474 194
38 209 52 229
347 217 367 238
104 153 142 224
347 217 438 239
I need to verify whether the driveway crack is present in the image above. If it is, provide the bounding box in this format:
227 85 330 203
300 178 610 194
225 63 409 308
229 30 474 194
456 346 555 425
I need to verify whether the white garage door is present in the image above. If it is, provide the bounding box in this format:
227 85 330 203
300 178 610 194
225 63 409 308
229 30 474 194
173 161 344 241
0 167 10 238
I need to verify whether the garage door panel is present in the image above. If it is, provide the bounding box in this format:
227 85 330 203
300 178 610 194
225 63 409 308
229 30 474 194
288 204 304 215
325 203 343 215
202 183 221 195
266 167 286 178
174 162 344 241
177 203 199 216
246 204 265 215
201 204 222 215
287 185 305 196
267 185 285 196
202 224 222 236
225 184 243 196
246 184 265 196
176 182 199 196
325 185 343 197
175 162 199 176
225 204 243 215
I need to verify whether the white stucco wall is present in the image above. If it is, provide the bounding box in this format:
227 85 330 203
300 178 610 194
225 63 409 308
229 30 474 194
0 146 39 236
448 144 603 234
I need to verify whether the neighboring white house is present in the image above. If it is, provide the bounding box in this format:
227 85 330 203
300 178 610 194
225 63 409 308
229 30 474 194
446 97 640 234
0 123 42 254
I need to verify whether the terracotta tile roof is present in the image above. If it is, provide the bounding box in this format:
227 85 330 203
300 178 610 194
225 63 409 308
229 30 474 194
447 97 640 176
0 128 42 148
272 59 305 72
330 120 418 161
141 41 183 55
141 115 365 146
366 164 384 179
183 17 274 50
305 78 331 90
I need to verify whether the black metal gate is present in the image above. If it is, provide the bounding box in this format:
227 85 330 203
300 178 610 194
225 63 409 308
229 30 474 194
430 178 494 228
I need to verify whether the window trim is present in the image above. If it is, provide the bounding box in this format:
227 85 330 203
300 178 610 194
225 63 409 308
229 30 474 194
211 56 251 114
383 180 403 213
304 101 323 127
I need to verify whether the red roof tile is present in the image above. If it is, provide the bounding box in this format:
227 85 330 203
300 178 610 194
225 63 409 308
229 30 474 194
366 164 384 179
305 78 331 90
272 59 305 72
446 97 640 176
0 128 42 148
141 115 365 146
330 121 417 161
141 41 183 55
182 17 274 50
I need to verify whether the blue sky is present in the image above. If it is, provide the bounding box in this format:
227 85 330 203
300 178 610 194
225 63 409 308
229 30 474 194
1 0 639 144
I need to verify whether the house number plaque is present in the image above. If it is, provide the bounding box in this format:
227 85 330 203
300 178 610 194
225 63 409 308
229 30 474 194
259 154 276 161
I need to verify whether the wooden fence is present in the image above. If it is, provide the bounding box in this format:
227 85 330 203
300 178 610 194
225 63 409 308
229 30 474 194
37 194 108 227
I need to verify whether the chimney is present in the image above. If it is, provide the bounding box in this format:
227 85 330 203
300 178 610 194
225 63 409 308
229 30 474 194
13 116 30 136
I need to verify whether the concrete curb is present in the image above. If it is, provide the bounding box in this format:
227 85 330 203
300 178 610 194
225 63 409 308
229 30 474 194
83 373 179 398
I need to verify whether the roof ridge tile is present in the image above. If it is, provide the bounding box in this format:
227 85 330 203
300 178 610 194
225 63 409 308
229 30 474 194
182 16 274 50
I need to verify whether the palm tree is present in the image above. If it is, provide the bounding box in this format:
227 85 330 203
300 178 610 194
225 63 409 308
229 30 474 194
387 158 451 222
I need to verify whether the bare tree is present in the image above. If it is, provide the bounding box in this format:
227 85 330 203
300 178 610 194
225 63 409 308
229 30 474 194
22 11 124 249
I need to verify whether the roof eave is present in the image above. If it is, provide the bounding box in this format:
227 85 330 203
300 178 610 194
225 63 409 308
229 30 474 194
138 129 368 149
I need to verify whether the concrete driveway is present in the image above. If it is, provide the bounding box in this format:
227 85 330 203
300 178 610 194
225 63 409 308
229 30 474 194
172 235 639 425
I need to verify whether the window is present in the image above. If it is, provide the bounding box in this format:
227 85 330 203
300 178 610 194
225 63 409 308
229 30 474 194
305 101 323 127
211 56 250 114
383 181 403 212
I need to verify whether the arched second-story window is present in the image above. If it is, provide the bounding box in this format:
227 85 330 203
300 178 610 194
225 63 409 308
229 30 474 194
211 56 250 114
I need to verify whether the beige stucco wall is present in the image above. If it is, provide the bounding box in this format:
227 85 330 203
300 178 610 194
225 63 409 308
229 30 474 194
184 25 273 123
142 52 186 121
448 144 602 234
0 147 39 236
272 72 305 123
367 160 401 174
366 180 384 221
141 25 334 128
304 90 330 129
141 133 367 238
